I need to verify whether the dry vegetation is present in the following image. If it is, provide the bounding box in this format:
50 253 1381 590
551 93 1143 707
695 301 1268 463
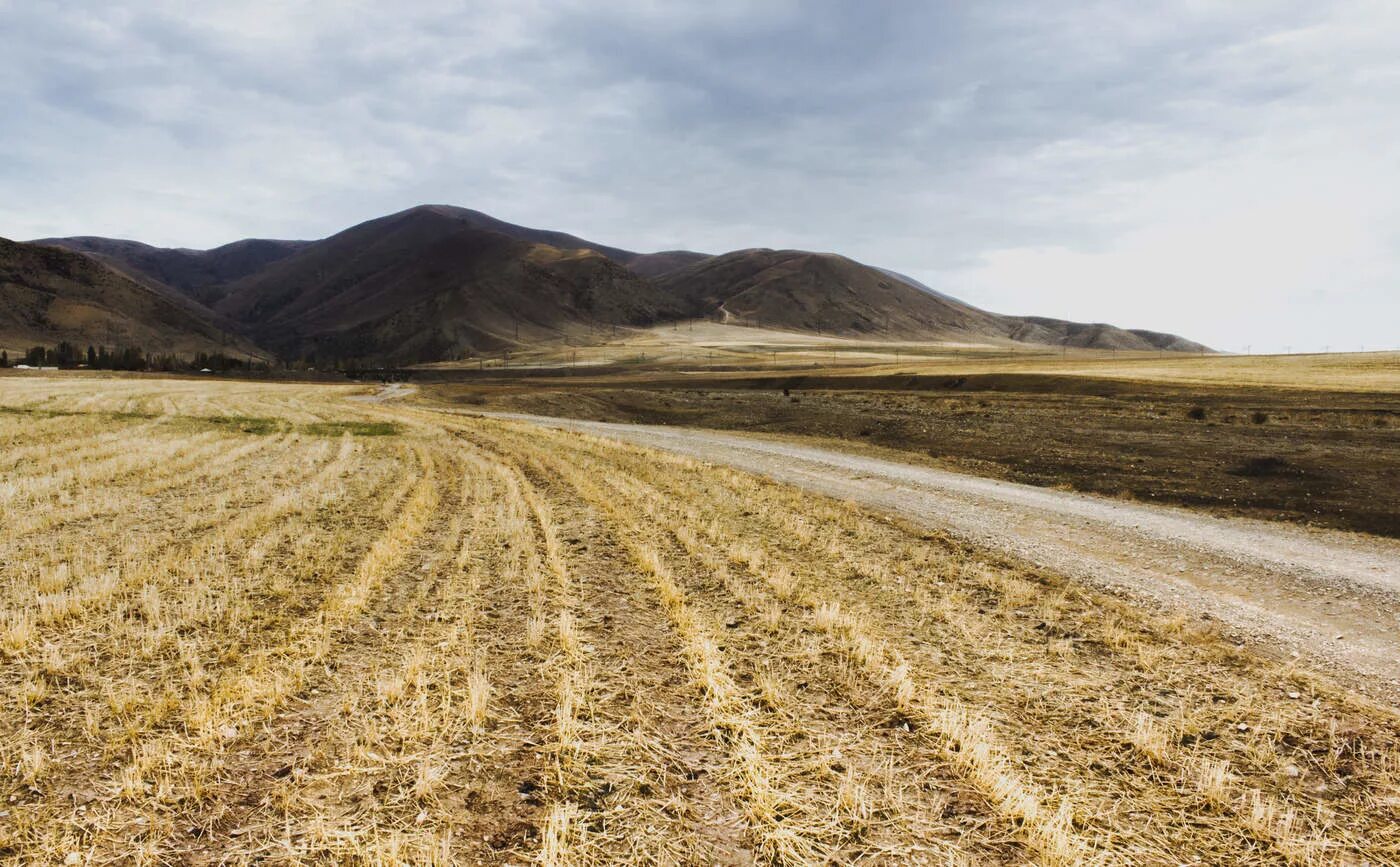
432 322 1400 394
2 373 1399 865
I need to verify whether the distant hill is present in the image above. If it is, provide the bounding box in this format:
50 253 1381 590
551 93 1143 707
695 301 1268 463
213 207 686 363
1005 317 1209 352
0 238 263 357
625 250 711 278
35 236 309 306
30 204 1208 361
656 248 1207 352
658 249 1008 338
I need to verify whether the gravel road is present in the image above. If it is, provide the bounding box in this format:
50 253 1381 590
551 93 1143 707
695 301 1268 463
480 411 1400 698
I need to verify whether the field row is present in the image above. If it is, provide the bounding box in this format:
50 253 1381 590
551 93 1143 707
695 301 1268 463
1 380 1397 865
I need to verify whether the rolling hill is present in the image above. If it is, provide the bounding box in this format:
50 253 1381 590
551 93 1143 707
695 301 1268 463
658 249 1206 351
212 207 686 363
35 236 310 306
28 204 1208 362
0 238 263 357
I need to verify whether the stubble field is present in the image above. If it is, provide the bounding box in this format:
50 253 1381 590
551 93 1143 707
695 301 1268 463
1 374 1398 865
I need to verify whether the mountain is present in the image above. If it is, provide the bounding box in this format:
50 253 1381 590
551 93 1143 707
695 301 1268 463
658 249 1008 338
35 236 310 306
0 238 263 357
653 248 1206 351
373 204 641 264
29 205 1207 360
625 250 712 278
1005 318 1208 352
213 207 686 363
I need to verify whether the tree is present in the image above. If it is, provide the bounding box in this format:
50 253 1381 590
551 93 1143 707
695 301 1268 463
0 350 8 368
87 345 97 367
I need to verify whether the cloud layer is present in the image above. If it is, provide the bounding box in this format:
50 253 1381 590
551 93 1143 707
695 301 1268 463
4 1 1398 350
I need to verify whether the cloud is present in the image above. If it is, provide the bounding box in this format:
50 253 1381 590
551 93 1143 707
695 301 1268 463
1 1 1396 349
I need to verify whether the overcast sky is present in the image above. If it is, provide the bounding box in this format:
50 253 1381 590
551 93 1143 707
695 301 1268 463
3 1 1398 351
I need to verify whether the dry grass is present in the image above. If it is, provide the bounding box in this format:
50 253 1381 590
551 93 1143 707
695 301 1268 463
427 318 1400 393
2 373 1398 865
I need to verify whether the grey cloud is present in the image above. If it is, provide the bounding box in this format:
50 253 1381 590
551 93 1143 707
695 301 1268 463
1 1 1397 350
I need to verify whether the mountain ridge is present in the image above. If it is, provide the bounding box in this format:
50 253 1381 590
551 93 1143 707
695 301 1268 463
0 237 265 358
22 205 1209 361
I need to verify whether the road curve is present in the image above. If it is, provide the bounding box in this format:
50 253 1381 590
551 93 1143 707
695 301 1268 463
469 410 1400 698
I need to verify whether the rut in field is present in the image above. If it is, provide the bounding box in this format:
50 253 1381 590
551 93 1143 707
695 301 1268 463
0 377 1398 865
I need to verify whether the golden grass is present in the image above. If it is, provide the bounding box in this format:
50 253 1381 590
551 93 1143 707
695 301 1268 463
430 318 1400 393
2 372 1398 865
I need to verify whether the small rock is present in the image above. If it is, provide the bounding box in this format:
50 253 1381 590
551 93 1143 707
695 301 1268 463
1334 634 1344 641
64 854 81 866
1283 764 1301 778
1288 690 1301 699
219 725 238 741
1236 723 1249 732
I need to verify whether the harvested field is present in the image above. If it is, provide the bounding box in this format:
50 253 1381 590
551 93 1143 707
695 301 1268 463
2 374 1399 865
435 377 1400 539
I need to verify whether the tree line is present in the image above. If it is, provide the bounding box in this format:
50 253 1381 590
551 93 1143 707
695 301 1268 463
0 342 267 372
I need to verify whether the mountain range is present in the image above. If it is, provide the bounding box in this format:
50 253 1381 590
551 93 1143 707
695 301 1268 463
2 205 1207 363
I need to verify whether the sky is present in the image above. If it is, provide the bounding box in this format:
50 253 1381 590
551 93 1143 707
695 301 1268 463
3 1 1398 352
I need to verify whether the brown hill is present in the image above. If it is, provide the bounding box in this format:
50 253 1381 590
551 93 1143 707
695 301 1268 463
35 236 309 306
659 249 1007 338
215 208 687 363
659 249 1207 351
1005 318 1209 352
29 206 1207 359
0 238 263 357
625 250 711 278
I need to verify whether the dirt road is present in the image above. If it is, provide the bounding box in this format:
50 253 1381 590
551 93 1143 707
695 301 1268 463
475 411 1400 697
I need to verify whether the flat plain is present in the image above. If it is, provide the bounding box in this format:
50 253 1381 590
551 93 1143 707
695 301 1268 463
2 371 1399 865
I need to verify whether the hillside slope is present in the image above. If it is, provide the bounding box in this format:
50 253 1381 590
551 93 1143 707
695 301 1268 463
215 209 686 363
657 248 1205 350
35 236 309 306
29 206 1207 358
659 249 1007 338
0 238 263 356
1006 317 1209 352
